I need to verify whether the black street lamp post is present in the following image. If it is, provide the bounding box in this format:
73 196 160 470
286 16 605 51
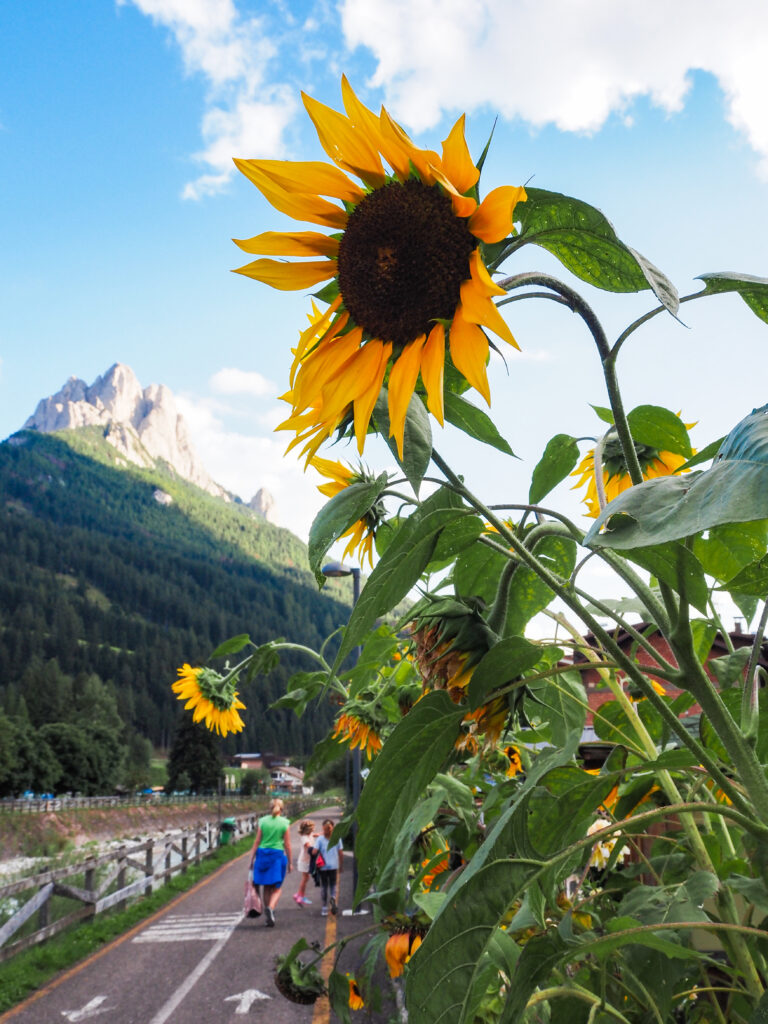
321 560 366 913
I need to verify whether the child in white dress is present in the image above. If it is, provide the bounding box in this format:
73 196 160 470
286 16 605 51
293 819 317 907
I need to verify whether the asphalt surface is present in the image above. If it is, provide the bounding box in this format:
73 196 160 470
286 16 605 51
1 812 380 1024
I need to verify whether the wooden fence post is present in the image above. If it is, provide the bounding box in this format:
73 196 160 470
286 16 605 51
145 842 153 897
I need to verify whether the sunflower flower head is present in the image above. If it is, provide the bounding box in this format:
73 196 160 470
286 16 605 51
572 425 694 518
234 78 526 462
347 975 364 1010
384 928 425 978
171 664 245 737
311 456 387 567
410 594 497 699
505 744 523 777
332 708 383 759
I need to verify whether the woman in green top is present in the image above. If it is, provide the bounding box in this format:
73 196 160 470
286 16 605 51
249 798 292 927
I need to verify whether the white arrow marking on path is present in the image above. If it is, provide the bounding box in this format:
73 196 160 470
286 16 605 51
61 996 115 1021
224 989 272 1014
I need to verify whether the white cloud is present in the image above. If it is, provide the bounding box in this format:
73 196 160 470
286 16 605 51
340 0 768 176
175 391 322 539
121 0 299 198
210 366 275 397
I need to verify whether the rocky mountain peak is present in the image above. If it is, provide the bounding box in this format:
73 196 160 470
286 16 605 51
23 363 229 501
248 487 277 524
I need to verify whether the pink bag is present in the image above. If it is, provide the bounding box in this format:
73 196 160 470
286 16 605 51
244 877 263 918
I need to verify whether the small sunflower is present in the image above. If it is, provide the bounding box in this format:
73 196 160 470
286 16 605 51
347 975 364 1010
419 848 450 890
332 711 383 759
504 744 523 777
385 929 424 978
233 78 526 461
572 429 693 518
172 663 245 737
311 456 385 567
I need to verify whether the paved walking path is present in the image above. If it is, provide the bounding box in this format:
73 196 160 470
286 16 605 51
1 811 378 1023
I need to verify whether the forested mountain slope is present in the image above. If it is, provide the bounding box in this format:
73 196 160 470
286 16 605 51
0 428 350 762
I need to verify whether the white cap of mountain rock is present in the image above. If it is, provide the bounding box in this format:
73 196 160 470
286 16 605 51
23 363 277 520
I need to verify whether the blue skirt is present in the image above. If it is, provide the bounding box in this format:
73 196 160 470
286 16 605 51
253 848 287 887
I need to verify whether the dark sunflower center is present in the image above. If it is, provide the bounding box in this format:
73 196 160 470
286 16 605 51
337 178 476 348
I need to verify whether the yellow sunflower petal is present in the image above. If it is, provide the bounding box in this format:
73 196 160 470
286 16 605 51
248 158 363 203
469 185 527 243
421 323 445 426
449 308 490 404
233 258 336 291
302 92 387 187
459 278 518 348
353 341 392 452
427 163 477 217
467 248 506 297
441 114 480 194
388 335 425 459
233 231 339 258
378 108 440 184
234 158 348 229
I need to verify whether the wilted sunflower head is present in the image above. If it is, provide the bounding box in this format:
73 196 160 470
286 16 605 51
171 664 245 737
233 77 526 462
332 709 383 759
311 456 387 567
409 594 497 699
571 429 693 518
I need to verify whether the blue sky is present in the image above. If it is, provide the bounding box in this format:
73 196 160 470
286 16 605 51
2 0 768 596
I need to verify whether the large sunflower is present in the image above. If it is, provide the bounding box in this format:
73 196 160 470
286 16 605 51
233 78 526 461
571 433 692 518
172 664 245 737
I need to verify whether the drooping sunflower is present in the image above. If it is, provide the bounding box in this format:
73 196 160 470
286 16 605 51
347 975 365 1010
332 710 383 759
233 78 526 461
571 430 693 518
311 456 385 567
172 664 245 737
504 744 523 777
385 929 424 978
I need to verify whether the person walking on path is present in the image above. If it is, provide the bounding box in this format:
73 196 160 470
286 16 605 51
312 818 343 917
293 819 317 908
249 797 292 927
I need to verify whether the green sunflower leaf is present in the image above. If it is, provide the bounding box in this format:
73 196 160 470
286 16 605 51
353 691 464 904
591 404 615 425
529 434 580 504
209 634 251 659
308 474 388 585
333 487 467 669
679 436 725 471
444 391 516 456
467 635 542 709
697 272 768 324
505 534 577 636
514 187 678 311
626 405 693 458
695 521 768 583
585 405 768 550
621 542 708 613
720 553 768 596
373 388 432 494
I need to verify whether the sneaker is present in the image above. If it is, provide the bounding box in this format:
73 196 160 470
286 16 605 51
300 896 313 905
265 908 275 927
292 893 303 908
321 905 328 916
330 897 337 916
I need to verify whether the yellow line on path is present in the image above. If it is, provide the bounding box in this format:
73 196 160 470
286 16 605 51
311 911 337 1024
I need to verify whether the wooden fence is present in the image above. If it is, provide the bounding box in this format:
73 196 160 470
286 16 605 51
0 813 259 963
0 792 270 814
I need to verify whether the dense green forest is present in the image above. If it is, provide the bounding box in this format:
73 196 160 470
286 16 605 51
0 428 352 794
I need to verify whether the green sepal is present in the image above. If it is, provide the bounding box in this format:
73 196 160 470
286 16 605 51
312 278 340 304
467 635 542 709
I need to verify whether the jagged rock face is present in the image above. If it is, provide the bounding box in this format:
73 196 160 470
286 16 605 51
24 363 229 501
248 487 277 524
